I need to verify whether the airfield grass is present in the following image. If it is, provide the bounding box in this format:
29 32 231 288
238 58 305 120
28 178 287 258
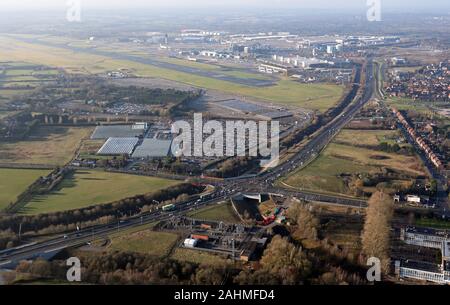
154 56 271 80
187 202 241 223
3 75 41 82
108 228 179 257
4 69 36 76
0 126 93 166
155 56 221 71
220 69 271 80
0 35 344 113
283 129 426 196
0 168 49 210
21 170 180 215
0 89 34 104
0 62 58 106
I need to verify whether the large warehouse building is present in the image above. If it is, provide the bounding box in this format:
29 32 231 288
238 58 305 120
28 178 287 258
97 137 139 156
132 139 173 158
91 124 146 139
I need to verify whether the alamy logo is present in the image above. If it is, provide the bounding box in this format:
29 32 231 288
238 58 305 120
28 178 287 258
66 0 81 22
171 113 280 167
366 257 381 282
66 257 81 282
367 0 382 22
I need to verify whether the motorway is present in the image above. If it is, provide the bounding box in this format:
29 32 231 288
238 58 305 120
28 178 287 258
0 194 229 267
226 59 375 191
0 59 375 266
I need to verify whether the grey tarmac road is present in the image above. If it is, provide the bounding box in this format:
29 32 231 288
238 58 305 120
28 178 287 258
0 59 378 265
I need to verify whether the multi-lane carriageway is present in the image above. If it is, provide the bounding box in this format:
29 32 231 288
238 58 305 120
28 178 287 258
0 59 383 267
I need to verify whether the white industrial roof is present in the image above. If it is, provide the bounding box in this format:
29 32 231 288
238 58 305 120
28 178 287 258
91 125 145 139
97 137 139 155
132 139 172 158
184 238 198 248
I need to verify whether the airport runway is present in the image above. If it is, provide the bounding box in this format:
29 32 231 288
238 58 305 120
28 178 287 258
14 36 277 87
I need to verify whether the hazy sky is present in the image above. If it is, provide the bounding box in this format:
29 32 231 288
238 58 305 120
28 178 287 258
1 0 450 11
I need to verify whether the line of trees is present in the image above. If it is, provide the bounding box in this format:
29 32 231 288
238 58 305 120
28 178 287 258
286 201 319 243
361 191 394 274
4 168 74 213
208 157 257 178
11 252 235 285
0 183 203 250
9 236 366 285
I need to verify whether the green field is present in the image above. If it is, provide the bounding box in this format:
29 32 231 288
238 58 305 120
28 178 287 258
187 202 241 223
387 97 450 122
108 228 179 257
4 69 35 76
0 111 17 119
0 168 49 210
0 88 34 102
155 57 271 80
386 97 433 115
415 218 450 230
335 129 401 147
0 61 59 106
20 170 180 215
0 35 344 113
282 129 426 196
0 126 93 166
155 56 222 71
389 66 422 73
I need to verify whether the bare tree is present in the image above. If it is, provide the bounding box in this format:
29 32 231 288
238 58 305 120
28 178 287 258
287 201 319 243
361 191 393 274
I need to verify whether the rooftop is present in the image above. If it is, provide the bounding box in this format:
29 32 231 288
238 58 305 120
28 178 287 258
443 241 450 259
91 125 145 139
132 139 172 158
97 137 139 155
405 226 450 238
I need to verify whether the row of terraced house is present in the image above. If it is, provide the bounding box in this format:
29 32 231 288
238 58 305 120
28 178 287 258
392 108 444 171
